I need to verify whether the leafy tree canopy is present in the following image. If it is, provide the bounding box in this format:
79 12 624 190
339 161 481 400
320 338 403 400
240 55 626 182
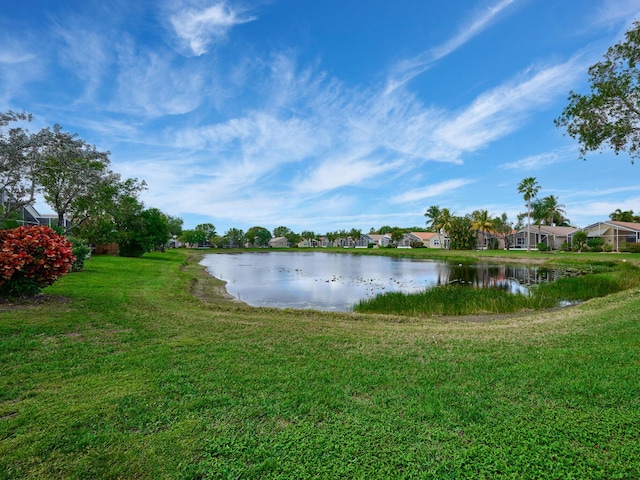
555 21 640 163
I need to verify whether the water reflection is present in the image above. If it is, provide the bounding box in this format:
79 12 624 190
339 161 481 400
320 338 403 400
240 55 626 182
200 252 557 312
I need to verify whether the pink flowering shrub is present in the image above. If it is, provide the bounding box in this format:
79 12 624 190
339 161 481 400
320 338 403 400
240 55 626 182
0 225 76 297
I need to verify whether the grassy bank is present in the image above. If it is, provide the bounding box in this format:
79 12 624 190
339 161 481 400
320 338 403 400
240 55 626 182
1 249 639 479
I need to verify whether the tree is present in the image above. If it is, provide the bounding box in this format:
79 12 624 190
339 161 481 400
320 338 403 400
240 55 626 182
539 195 567 226
390 228 404 246
436 208 454 249
165 215 184 238
572 230 588 252
448 216 476 250
0 111 41 224
325 231 338 247
493 213 513 249
609 209 638 222
225 228 245 248
517 177 540 252
555 21 640 163
195 223 216 242
273 226 292 238
245 226 271 247
470 209 494 249
36 124 118 233
181 229 207 246
348 228 362 247
424 205 442 232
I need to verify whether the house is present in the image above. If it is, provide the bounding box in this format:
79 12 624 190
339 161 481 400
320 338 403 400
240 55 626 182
580 220 640 251
0 191 41 227
397 234 413 248
510 225 577 250
406 231 441 248
269 236 288 248
354 234 374 248
366 234 393 247
34 213 73 230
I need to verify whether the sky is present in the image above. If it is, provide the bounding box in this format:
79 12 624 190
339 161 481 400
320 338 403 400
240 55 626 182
2 0 640 234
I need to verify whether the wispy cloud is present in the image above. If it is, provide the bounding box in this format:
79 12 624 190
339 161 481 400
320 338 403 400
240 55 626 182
385 0 518 93
501 146 578 170
113 41 205 116
593 0 640 27
433 56 584 156
169 1 257 56
391 178 476 204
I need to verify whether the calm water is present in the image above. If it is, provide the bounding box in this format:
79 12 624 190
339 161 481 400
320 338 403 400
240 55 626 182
200 252 556 312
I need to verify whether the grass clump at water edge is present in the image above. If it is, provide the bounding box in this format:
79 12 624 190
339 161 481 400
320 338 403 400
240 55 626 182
355 263 640 316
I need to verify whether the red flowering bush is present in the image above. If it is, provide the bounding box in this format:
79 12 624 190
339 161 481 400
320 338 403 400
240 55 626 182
0 225 76 298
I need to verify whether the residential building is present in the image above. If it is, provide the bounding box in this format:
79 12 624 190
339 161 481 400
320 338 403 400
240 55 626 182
580 221 640 251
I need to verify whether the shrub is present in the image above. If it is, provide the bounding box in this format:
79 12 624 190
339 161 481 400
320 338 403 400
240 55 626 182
620 242 640 253
536 242 549 252
71 242 91 272
559 242 570 252
588 238 603 252
0 225 75 298
603 243 613 252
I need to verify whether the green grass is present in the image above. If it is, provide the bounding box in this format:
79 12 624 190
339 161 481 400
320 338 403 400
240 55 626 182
355 263 640 316
1 249 639 479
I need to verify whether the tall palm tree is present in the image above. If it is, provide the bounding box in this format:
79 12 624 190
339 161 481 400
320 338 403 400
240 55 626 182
517 177 540 252
470 209 494 249
424 205 442 247
437 208 454 249
424 205 441 232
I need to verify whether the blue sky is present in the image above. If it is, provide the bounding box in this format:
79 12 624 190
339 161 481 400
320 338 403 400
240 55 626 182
2 0 640 233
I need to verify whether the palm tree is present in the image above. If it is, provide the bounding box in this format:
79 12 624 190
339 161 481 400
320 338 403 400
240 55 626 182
609 209 635 222
437 208 454 249
517 177 540 252
470 209 494 249
541 195 566 227
424 205 441 232
424 205 442 247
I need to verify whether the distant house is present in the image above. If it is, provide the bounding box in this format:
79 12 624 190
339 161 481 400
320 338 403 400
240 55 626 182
397 234 413 248
580 220 640 251
354 235 374 248
510 225 577 250
0 192 41 226
269 236 288 248
406 231 441 248
318 236 331 248
366 234 393 248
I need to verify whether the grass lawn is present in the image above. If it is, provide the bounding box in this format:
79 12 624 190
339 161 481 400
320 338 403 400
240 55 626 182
1 249 639 479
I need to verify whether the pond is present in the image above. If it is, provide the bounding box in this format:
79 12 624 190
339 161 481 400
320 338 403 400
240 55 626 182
200 252 559 312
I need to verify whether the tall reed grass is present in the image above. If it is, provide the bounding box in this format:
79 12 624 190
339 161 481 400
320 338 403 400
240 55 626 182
354 264 640 316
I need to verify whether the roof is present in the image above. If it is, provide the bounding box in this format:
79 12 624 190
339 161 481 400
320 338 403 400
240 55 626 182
608 221 640 232
583 220 640 233
409 231 438 240
516 225 577 235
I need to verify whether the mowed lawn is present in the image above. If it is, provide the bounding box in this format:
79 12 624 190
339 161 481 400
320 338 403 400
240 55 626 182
1 250 639 479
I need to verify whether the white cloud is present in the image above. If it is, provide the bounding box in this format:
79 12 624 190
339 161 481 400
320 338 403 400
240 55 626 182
433 57 584 155
169 2 256 56
391 178 476 204
113 42 205 116
386 0 518 93
593 0 640 27
501 146 577 170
